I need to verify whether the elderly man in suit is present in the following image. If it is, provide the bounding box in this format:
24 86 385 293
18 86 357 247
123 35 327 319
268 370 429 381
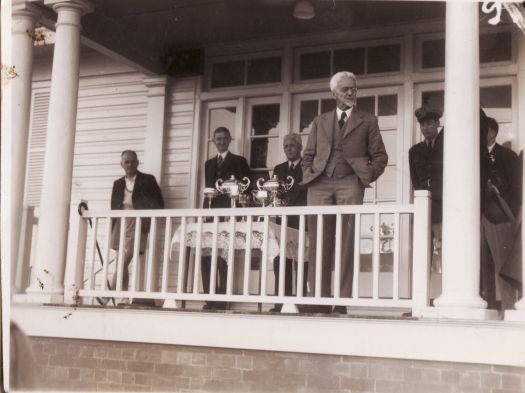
302 71 388 314
110 150 164 304
409 106 444 274
270 133 308 312
202 127 251 310
480 117 521 310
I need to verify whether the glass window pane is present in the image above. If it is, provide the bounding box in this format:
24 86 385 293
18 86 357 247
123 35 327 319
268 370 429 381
247 57 282 85
211 61 245 88
421 91 444 113
321 99 336 114
251 104 280 136
378 95 397 116
357 96 375 115
421 39 445 69
480 85 511 108
367 44 401 74
250 137 280 170
299 51 331 80
207 107 236 159
480 32 512 63
333 47 365 75
299 100 319 133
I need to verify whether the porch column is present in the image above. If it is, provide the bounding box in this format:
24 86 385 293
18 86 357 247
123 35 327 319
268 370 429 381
142 76 168 180
433 2 493 319
10 0 40 292
27 0 93 302
505 32 525 322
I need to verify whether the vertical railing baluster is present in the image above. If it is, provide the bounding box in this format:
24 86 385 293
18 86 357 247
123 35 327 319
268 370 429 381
226 215 235 295
261 215 269 296
333 213 342 299
116 217 126 292
209 216 219 295
352 213 361 299
278 215 288 297
412 190 431 315
192 217 203 294
372 213 380 299
243 215 253 296
145 217 157 292
392 213 400 300
161 217 172 293
102 218 112 291
88 217 98 291
130 218 142 293
315 214 323 298
297 215 306 298
176 217 187 294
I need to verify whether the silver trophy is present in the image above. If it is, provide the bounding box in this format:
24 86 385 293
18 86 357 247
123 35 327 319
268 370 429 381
215 175 251 208
256 175 295 207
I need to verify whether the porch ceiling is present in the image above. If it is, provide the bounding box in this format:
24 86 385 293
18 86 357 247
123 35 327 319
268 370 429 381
35 0 446 74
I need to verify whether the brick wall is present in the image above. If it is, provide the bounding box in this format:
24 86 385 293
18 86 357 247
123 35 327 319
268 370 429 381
28 337 525 392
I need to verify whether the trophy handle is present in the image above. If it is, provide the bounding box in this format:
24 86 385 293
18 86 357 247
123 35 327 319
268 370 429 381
215 179 223 193
284 175 295 191
239 176 251 193
256 177 265 191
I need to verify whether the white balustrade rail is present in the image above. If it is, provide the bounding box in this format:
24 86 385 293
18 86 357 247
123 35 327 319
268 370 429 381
63 191 432 315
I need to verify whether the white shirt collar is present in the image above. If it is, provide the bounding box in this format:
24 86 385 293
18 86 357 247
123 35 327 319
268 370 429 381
488 142 496 153
289 158 301 168
125 174 136 191
336 106 353 122
218 151 229 160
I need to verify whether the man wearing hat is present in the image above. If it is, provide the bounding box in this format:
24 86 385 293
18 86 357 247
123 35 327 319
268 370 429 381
409 106 444 272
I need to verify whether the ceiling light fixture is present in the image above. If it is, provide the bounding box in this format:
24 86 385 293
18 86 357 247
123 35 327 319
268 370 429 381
293 1 315 20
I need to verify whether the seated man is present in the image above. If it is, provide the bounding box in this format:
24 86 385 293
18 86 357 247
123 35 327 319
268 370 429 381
110 150 164 304
202 127 251 310
270 134 308 312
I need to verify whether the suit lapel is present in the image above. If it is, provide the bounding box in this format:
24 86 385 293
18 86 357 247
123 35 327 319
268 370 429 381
319 111 336 144
343 108 364 139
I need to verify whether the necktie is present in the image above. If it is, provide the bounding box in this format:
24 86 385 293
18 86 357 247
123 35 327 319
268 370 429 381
338 112 347 129
217 154 223 166
289 162 294 171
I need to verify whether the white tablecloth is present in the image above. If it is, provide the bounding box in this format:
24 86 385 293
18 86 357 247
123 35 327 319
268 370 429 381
170 221 302 263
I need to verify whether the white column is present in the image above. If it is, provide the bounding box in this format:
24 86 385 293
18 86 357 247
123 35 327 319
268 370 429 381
27 0 93 302
10 1 40 292
505 32 525 322
142 76 168 180
432 2 495 319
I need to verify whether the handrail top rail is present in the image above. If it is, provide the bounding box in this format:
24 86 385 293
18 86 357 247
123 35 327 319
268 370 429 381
78 203 418 219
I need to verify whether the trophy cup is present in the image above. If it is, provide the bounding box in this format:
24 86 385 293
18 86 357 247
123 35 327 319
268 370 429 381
215 175 251 208
256 175 295 207
203 187 219 209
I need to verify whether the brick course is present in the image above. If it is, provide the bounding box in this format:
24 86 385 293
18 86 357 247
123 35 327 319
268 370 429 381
26 336 525 392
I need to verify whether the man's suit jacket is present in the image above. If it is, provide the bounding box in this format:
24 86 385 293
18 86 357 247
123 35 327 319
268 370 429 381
111 171 164 233
486 143 521 216
204 152 251 208
273 159 307 229
408 130 444 224
302 108 388 187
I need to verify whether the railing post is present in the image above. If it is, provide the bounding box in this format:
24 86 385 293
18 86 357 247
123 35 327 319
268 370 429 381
412 190 431 316
64 201 88 305
14 206 35 294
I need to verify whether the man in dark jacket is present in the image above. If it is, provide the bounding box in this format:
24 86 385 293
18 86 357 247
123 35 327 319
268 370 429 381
110 150 164 303
480 117 521 310
270 134 308 312
409 106 444 273
202 127 251 310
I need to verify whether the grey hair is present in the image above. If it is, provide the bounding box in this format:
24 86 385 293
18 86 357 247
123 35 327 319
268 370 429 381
329 71 357 92
283 133 303 147
121 150 138 159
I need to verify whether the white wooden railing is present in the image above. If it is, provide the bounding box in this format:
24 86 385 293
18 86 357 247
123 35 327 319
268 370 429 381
62 191 432 315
